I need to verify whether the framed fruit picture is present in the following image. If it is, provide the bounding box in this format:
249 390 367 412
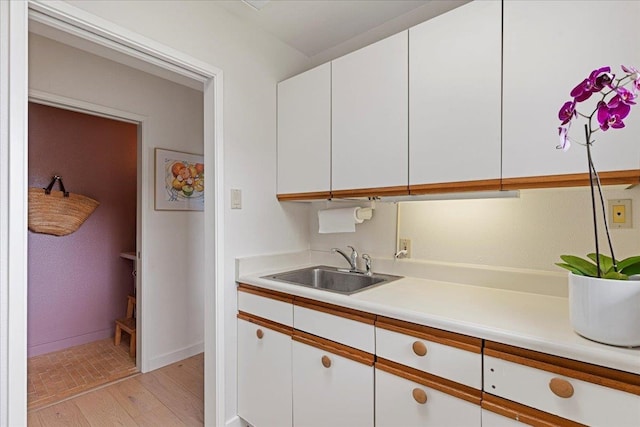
155 148 204 211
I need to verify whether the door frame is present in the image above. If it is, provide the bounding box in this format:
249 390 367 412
1 1 225 425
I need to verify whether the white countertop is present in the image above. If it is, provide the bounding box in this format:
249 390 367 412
238 256 640 376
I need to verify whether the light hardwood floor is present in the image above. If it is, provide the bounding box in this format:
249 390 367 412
29 353 204 426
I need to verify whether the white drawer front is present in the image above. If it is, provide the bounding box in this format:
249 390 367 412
238 291 293 327
484 355 640 426
376 327 481 389
375 368 481 427
294 305 374 353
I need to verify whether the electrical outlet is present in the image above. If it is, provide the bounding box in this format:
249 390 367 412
608 199 631 228
399 238 412 258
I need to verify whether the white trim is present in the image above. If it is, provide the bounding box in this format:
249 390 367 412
29 89 146 124
147 341 205 372
28 0 218 83
1 1 29 426
2 2 226 425
226 415 244 427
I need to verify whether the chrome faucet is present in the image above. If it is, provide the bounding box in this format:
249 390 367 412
331 246 358 271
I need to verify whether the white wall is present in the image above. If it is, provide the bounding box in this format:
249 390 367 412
59 1 312 424
309 186 640 276
29 33 206 367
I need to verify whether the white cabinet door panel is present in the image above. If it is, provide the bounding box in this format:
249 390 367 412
277 63 331 195
410 0 501 185
502 1 640 179
332 31 408 191
237 319 292 427
292 340 374 427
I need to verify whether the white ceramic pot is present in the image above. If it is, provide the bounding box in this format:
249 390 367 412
569 273 640 347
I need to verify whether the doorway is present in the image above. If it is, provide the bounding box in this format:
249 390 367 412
1 2 224 424
27 102 139 409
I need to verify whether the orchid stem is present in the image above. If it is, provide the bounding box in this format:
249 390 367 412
585 124 601 277
588 152 618 271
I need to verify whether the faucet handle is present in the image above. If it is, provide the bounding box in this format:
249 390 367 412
362 254 372 275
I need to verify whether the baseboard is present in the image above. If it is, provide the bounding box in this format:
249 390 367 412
28 327 113 357
226 415 243 427
145 341 204 372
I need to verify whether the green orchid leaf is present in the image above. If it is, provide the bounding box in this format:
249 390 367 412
620 261 640 277
559 255 599 277
617 256 640 271
602 270 628 280
587 253 614 274
559 256 598 277
555 263 585 275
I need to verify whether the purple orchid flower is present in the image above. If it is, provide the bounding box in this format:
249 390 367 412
570 66 612 102
557 124 571 151
597 99 631 131
622 65 640 93
558 100 576 125
612 87 637 106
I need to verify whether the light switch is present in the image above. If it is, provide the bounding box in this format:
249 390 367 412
608 199 631 228
231 189 242 209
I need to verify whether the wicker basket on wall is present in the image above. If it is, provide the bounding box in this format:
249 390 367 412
28 176 99 237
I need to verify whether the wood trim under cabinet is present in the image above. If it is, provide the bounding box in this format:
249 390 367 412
376 316 482 354
485 341 640 395
410 179 501 195
295 297 376 325
482 392 586 427
330 185 409 198
237 283 294 304
501 169 640 190
376 358 482 405
237 311 293 337
277 191 331 201
293 329 375 366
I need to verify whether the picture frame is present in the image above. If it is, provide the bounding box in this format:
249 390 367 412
155 148 204 211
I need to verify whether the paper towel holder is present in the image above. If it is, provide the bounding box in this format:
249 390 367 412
355 207 373 221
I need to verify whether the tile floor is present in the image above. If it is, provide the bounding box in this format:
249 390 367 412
27 337 138 410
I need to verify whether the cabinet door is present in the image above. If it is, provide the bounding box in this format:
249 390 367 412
376 368 481 427
409 0 501 190
292 340 374 427
481 409 523 427
332 31 408 194
502 1 640 180
277 63 331 198
237 318 292 427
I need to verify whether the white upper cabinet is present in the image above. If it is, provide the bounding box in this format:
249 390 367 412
502 0 640 180
277 63 331 197
409 0 502 188
331 31 409 193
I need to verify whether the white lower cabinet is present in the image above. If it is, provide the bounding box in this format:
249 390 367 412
292 339 374 427
481 409 522 427
375 367 480 427
237 317 292 427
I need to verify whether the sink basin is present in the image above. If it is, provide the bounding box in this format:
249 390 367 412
262 265 402 295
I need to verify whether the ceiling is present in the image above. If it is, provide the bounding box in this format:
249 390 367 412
215 0 469 62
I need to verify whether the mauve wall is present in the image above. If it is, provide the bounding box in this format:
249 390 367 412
28 102 137 357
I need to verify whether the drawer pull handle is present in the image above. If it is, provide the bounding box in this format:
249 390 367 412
321 355 332 368
412 341 427 357
412 388 428 404
549 377 574 398
256 329 264 339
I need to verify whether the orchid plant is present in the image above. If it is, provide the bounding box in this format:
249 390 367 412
555 65 640 280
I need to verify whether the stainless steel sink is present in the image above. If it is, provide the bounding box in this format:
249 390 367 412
262 265 402 295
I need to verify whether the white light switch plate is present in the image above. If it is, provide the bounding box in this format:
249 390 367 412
231 189 242 209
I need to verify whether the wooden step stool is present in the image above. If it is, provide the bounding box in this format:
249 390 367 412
114 295 136 358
